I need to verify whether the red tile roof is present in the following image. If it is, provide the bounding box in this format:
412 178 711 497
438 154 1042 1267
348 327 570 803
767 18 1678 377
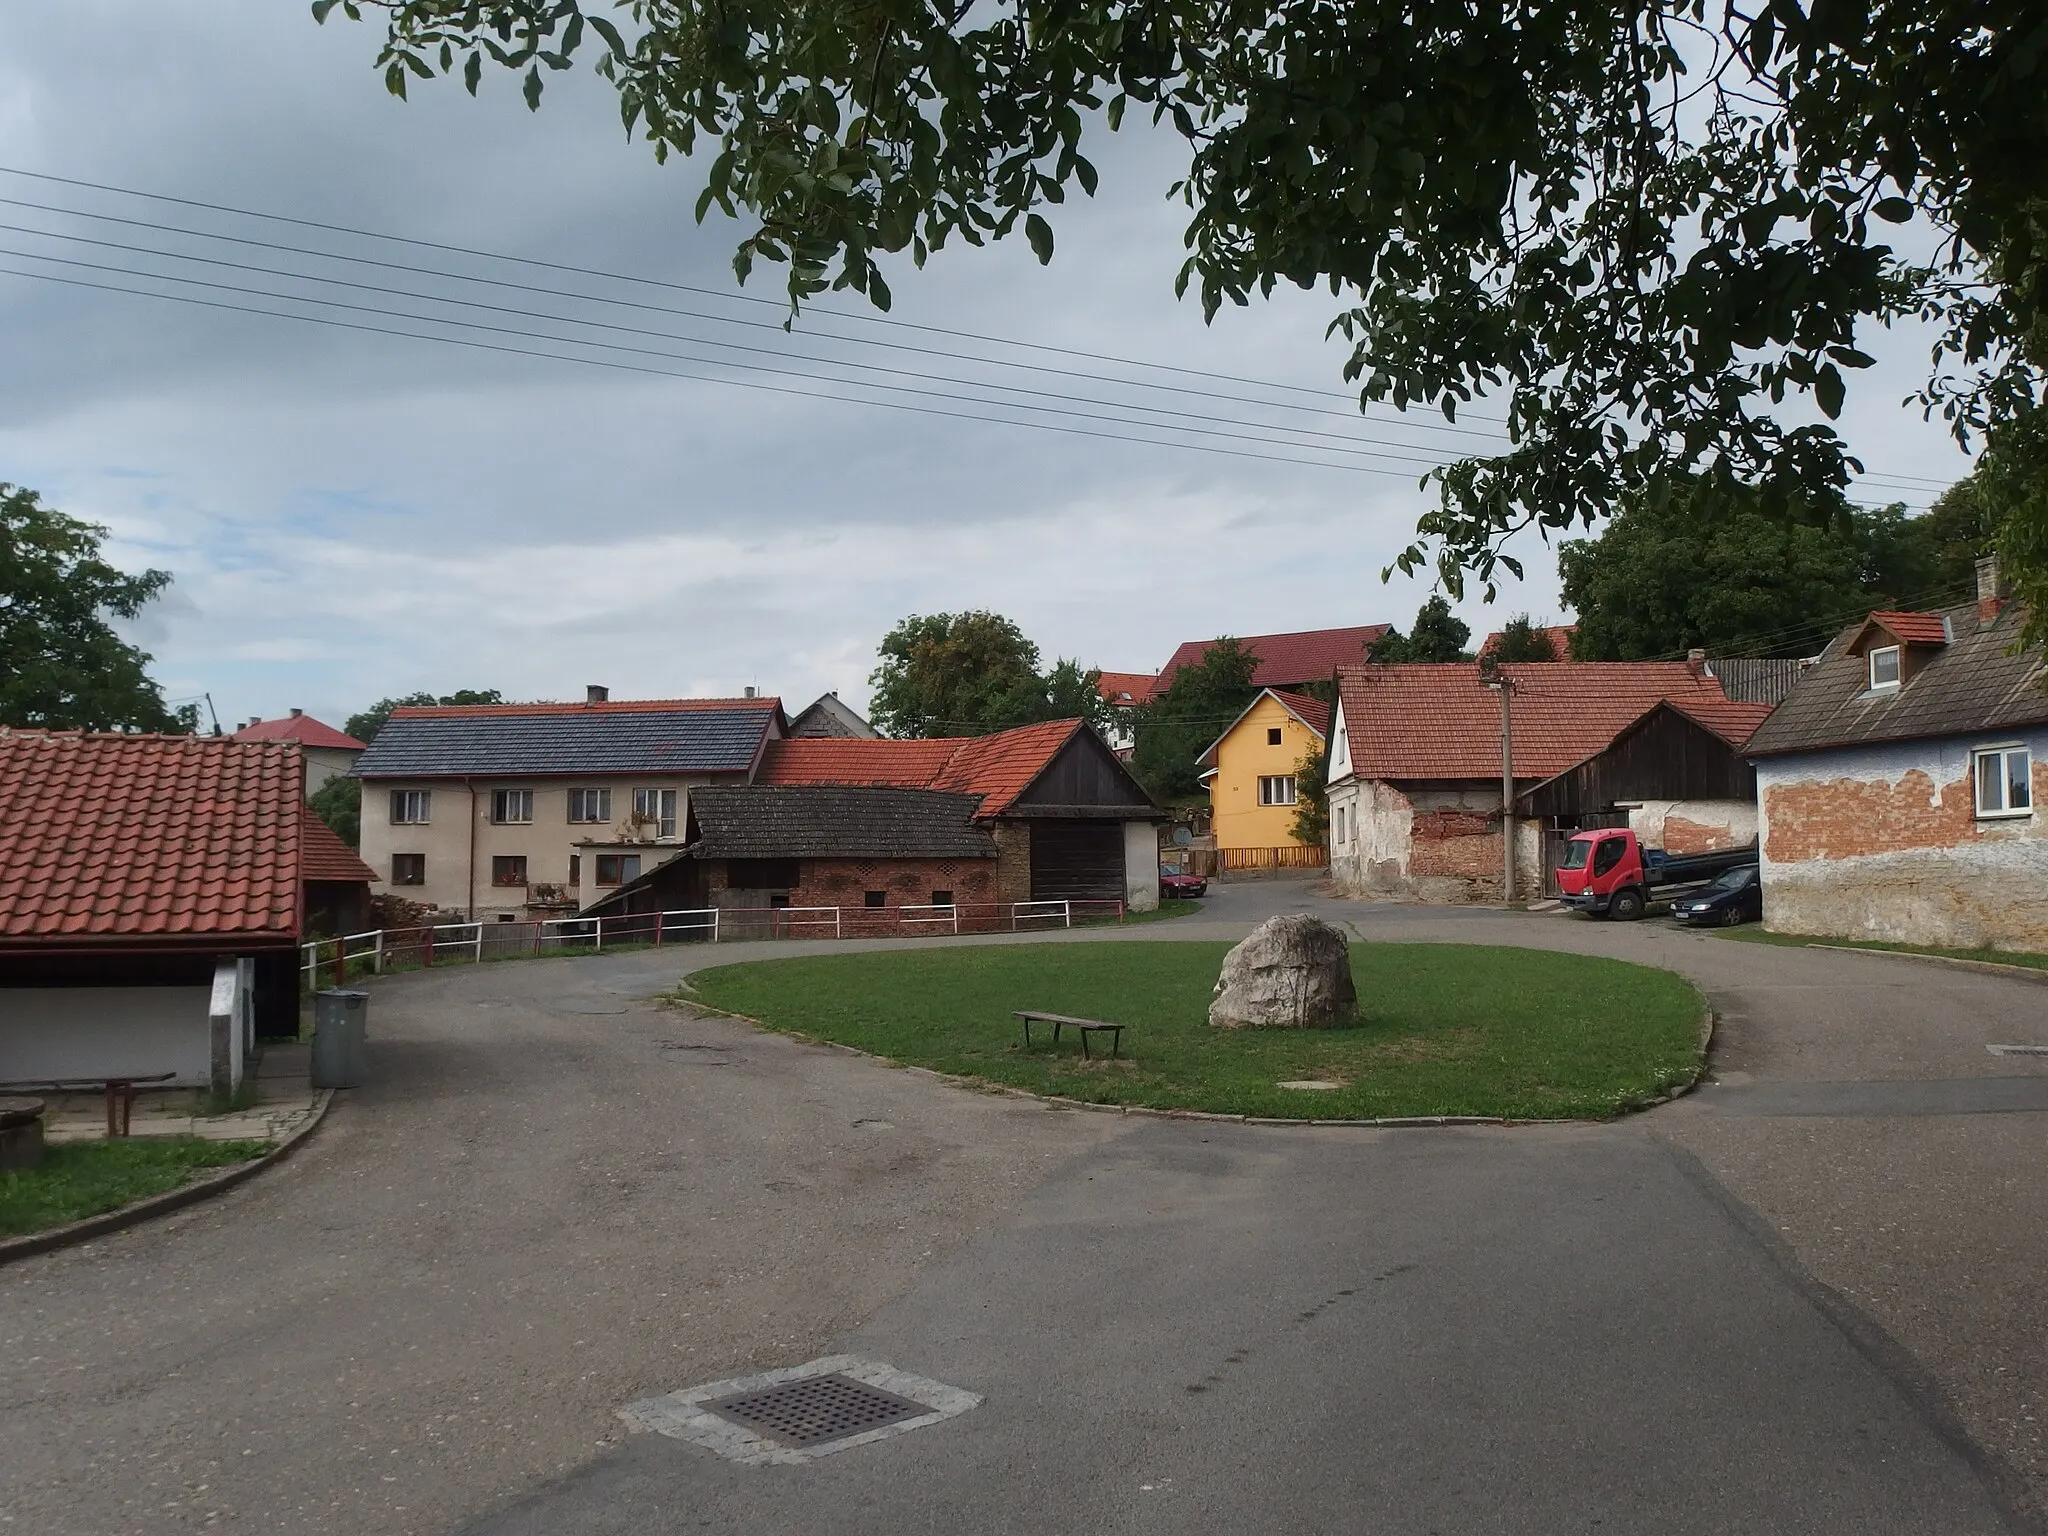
300 804 377 884
1270 689 1332 739
1479 624 1577 659
756 719 1091 817
234 712 366 750
1666 697 1777 750
1334 662 1742 781
391 696 780 718
1155 625 1391 693
1096 671 1156 705
0 732 305 943
1863 611 1951 647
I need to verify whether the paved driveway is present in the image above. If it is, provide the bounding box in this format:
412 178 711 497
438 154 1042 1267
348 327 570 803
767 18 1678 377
2 886 2041 1534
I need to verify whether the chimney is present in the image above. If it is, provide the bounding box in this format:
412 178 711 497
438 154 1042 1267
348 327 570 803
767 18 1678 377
743 685 757 699
289 706 303 717
1977 555 2008 626
1686 647 1707 679
248 715 261 725
586 685 609 705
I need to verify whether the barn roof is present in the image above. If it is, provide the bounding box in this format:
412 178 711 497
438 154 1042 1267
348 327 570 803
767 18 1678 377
689 786 997 859
756 719 1130 817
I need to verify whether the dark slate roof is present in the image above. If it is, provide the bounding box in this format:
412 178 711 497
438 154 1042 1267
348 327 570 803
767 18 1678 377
353 699 779 778
1745 603 2048 758
689 785 997 859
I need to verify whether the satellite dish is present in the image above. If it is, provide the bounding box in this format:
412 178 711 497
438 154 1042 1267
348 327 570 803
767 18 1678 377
1172 826 1193 847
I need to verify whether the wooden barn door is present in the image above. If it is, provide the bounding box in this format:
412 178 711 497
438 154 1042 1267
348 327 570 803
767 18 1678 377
1029 820 1124 902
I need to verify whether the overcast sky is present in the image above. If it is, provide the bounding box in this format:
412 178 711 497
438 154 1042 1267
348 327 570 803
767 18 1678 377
0 3 1973 732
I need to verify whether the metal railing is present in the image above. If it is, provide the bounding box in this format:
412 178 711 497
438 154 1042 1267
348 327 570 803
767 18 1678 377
301 898 1127 986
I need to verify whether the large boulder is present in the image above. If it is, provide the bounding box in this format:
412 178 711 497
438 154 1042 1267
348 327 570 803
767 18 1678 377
1208 914 1357 1029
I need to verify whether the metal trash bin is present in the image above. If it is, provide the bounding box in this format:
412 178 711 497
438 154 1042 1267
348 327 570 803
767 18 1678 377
311 989 370 1089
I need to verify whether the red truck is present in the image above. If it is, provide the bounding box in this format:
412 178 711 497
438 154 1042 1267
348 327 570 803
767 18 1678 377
1555 828 1758 920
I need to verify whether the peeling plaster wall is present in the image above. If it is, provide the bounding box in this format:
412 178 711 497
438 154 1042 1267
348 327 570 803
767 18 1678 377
1328 778 1542 903
1756 730 2048 952
1626 799 1758 854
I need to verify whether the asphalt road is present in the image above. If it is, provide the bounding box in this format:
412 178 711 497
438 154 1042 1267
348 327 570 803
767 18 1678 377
2 884 2042 1534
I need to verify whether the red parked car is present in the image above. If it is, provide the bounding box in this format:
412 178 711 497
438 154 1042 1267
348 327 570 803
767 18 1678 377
1160 871 1208 898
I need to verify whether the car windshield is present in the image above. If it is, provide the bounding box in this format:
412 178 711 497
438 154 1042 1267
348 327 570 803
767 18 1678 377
1559 839 1594 871
1707 865 1757 892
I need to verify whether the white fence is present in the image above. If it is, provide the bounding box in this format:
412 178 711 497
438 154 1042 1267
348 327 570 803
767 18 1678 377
301 899 1110 985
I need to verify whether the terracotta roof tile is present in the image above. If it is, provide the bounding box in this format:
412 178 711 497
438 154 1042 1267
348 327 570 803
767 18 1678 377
1269 690 1332 739
1096 671 1156 705
1334 662 1741 781
234 713 366 750
1864 611 1951 646
1665 697 1777 749
1479 624 1577 659
756 720 1089 816
1155 625 1391 692
928 720 1082 815
0 732 305 942
300 804 378 884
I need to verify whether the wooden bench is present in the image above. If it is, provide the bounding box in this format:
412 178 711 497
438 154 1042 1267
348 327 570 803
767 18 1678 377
1013 1010 1127 1059
0 1073 177 1138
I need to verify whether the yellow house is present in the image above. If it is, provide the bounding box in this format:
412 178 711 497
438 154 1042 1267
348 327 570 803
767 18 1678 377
1196 689 1331 867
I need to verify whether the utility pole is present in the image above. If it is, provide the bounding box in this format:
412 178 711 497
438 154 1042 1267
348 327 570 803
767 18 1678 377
1480 655 1517 906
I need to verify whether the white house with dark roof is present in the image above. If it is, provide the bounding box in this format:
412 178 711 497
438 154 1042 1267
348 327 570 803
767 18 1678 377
351 688 785 919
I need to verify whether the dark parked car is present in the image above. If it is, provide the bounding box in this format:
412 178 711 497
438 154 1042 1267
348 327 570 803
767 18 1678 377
1160 871 1207 898
1670 864 1762 926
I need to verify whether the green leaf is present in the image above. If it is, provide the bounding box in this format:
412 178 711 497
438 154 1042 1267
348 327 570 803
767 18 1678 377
1815 363 1845 418
464 50 482 95
309 0 340 21
523 64 543 110
1073 155 1098 197
1872 196 1913 223
1025 212 1054 264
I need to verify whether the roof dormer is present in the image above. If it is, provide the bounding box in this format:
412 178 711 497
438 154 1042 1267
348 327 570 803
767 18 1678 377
1845 611 1950 694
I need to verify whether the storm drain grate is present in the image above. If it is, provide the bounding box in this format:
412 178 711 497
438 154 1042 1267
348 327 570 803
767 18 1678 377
1988 1044 2048 1056
703 1373 930 1448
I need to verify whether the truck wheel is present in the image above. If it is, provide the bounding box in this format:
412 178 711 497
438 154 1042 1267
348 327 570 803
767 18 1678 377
1609 887 1647 921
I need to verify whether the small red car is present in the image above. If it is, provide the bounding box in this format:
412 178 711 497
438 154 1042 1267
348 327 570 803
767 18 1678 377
1160 871 1208 898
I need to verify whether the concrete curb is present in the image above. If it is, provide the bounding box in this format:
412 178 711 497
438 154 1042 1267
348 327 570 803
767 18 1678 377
0 1089 336 1269
673 991 1718 1131
1802 943 2048 985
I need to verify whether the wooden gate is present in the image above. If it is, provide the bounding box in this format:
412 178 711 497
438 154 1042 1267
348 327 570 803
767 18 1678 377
1029 820 1125 901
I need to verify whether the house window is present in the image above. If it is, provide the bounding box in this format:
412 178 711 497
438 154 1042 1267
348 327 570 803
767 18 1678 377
865 890 887 908
1335 805 1348 845
634 788 679 838
389 790 431 825
1868 645 1902 691
1258 775 1297 806
491 788 533 824
391 853 425 886
1267 726 1284 746
492 856 528 887
594 853 642 886
931 889 954 907
567 788 611 823
568 854 580 886
1975 746 2033 819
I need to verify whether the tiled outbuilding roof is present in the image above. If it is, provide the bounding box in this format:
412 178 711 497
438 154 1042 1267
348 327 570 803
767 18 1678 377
300 805 377 884
1665 697 1777 750
1746 604 2046 757
353 697 782 778
1154 625 1390 693
757 719 1126 817
1096 671 1156 705
0 732 304 943
689 786 997 859
234 712 366 751
1334 662 1741 781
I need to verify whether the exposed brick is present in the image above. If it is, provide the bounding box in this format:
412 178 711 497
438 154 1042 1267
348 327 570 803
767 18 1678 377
1663 815 1743 855
1766 770 1979 863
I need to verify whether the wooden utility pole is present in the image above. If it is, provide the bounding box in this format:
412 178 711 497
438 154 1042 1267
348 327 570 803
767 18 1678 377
1481 656 1517 906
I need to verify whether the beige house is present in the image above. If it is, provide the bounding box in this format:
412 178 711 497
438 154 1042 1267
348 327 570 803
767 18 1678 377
233 709 367 796
353 688 785 919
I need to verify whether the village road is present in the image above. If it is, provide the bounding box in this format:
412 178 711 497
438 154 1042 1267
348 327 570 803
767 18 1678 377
1 885 2042 1535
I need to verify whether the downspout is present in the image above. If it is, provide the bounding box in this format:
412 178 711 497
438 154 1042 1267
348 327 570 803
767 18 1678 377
467 777 478 921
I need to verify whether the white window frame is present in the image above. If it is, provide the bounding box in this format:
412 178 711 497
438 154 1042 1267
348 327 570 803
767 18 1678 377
389 789 431 825
567 787 612 824
1868 645 1902 691
1974 744 2033 820
634 787 679 838
1258 775 1297 806
490 788 534 825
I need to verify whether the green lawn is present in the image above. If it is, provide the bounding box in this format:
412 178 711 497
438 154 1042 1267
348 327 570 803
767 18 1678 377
0 1137 271 1238
1713 928 2048 971
685 941 1705 1120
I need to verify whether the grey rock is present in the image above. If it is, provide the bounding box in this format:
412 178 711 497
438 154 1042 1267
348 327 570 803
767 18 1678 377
1209 914 1357 1029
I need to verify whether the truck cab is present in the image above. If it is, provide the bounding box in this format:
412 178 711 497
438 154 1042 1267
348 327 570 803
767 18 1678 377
1556 828 1760 920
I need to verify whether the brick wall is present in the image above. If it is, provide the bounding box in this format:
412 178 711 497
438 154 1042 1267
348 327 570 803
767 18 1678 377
991 822 1032 906
788 857 999 910
1330 780 1542 903
1757 733 2048 951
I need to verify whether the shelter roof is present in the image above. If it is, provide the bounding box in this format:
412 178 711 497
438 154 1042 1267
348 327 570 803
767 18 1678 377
353 697 783 778
234 712 366 750
689 785 997 859
0 731 304 943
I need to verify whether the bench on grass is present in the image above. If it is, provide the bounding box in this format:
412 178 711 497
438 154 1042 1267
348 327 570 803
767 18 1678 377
1013 1010 1127 1059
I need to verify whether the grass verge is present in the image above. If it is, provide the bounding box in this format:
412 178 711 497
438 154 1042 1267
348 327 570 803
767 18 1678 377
686 941 1703 1120
0 1137 271 1238
1712 928 2048 971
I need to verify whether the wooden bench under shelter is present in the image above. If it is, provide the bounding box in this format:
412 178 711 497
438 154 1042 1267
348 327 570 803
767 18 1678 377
0 1073 177 1138
1013 1010 1128 1059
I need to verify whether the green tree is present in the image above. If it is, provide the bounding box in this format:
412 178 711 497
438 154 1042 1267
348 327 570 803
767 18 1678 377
1132 637 1258 800
344 688 506 745
1559 481 1979 660
1287 740 1328 847
1945 405 2048 652
310 774 362 847
325 1 2048 603
0 483 191 732
1488 616 1559 663
1042 656 1112 732
868 611 1100 737
1370 596 1472 663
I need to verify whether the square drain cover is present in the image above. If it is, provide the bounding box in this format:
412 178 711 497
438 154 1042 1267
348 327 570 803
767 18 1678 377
620 1355 981 1465
705 1373 927 1447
